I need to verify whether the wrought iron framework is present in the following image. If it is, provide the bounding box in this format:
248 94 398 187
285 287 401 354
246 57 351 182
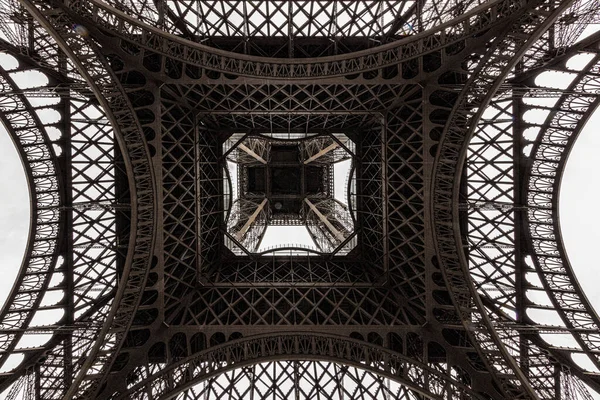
0 0 600 399
223 132 355 254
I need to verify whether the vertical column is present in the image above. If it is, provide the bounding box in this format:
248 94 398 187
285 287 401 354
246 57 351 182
142 83 163 320
58 78 74 394
385 90 427 313
422 84 435 322
161 96 199 309
381 114 389 276
356 117 387 278
513 83 530 379
195 121 223 278
34 363 40 400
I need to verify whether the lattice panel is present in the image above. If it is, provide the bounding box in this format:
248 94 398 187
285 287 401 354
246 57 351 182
175 287 412 326
212 257 371 284
356 120 386 279
18 2 158 397
461 95 569 399
118 334 483 400
431 1 579 398
196 124 222 279
167 83 407 114
201 113 372 133
90 0 501 59
385 91 426 316
467 98 517 314
62 0 527 79
526 52 600 373
70 98 118 317
161 99 198 312
179 361 419 400
166 1 413 38
0 62 63 393
2 0 600 398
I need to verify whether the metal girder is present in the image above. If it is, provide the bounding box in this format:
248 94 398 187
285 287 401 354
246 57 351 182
15 2 157 398
303 142 339 164
432 1 584 399
53 0 537 79
526 51 600 375
0 62 63 390
304 198 345 242
0 0 599 399
233 198 267 243
118 333 486 400
237 143 267 165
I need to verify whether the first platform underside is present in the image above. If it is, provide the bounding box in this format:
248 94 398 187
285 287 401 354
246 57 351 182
0 0 599 399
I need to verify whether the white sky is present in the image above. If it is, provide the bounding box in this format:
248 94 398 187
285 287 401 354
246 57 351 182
258 225 314 251
560 109 600 313
0 125 28 314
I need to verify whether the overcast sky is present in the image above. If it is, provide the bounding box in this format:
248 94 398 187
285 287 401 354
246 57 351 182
0 125 28 316
560 108 600 325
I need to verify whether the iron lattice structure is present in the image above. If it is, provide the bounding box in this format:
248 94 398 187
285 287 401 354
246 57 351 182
0 0 600 399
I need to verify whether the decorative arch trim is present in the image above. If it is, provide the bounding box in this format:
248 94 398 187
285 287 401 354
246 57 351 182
119 333 484 400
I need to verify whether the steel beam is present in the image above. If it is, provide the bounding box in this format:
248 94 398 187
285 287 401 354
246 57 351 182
303 142 339 164
304 198 345 242
238 143 268 164
234 198 268 242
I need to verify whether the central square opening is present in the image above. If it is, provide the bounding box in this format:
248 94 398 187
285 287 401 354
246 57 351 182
221 132 357 255
270 167 301 195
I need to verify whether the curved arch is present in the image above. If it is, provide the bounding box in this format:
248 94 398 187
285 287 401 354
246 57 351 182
179 360 436 400
117 333 484 400
1 0 599 399
346 162 357 226
258 246 327 257
60 0 528 79
20 1 158 398
0 62 63 372
430 1 577 399
525 48 600 370
0 40 131 395
456 24 600 397
222 164 233 224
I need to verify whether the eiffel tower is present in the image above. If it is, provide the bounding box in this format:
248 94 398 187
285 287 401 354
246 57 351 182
0 0 600 399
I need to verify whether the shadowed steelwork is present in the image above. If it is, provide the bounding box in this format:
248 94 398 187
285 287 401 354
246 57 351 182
0 0 599 399
223 132 355 254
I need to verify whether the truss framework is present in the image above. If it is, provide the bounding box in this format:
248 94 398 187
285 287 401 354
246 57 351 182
0 0 599 399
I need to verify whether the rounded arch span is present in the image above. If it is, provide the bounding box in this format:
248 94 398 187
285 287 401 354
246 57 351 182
0 61 63 379
429 1 580 399
60 0 528 79
524 35 600 372
20 0 158 397
117 333 484 400
160 360 451 400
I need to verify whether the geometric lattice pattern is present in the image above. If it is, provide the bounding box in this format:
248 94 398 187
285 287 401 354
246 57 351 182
177 361 426 400
1 0 600 400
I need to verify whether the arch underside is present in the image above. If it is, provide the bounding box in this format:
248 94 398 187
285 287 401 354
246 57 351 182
0 0 599 399
119 334 482 400
178 360 443 400
522 32 600 372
